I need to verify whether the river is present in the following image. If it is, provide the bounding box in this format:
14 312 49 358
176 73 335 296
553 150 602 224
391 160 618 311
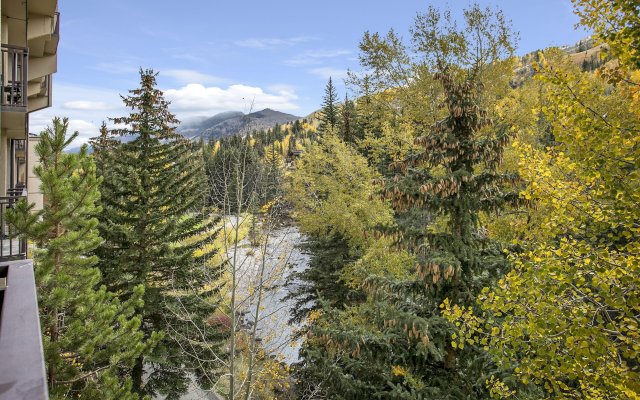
173 224 309 399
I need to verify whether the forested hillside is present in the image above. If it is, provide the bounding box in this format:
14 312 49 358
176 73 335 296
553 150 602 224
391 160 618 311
287 1 640 398
8 0 639 399
180 109 301 139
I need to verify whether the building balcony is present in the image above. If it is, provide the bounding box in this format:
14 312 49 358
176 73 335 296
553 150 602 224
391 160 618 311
0 259 48 400
27 7 59 57
0 44 28 113
0 193 28 261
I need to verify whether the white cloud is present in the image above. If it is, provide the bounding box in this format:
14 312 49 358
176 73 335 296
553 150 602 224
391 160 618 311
309 67 350 80
63 100 117 111
162 69 226 85
29 83 127 144
285 49 351 66
28 80 300 146
165 83 299 118
234 36 315 49
29 113 102 145
67 119 101 140
93 62 139 75
171 52 205 62
268 84 298 99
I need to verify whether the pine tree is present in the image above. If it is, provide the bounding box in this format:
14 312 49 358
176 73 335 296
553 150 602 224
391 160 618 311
318 77 338 133
94 69 222 399
7 118 149 400
338 94 359 143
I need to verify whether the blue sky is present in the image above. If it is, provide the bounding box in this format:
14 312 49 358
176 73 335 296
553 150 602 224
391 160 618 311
32 0 590 143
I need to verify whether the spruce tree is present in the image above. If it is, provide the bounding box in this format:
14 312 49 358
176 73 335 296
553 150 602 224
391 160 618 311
94 70 223 399
384 68 517 393
287 234 362 324
291 5 519 398
7 118 149 400
318 77 338 133
302 68 518 399
338 94 359 143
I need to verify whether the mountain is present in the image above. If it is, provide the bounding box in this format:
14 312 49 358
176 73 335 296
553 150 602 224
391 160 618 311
511 37 606 87
179 111 244 137
180 109 300 139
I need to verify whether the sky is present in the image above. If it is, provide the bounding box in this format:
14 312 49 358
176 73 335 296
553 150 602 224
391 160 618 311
31 0 590 144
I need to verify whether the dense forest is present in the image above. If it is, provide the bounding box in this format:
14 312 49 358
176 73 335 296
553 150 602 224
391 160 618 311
7 0 640 399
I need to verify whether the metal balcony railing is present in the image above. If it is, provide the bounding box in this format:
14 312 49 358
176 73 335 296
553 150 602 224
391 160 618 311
1 44 28 112
0 260 49 400
0 194 27 261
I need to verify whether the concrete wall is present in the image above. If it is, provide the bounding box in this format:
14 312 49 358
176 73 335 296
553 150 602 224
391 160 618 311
27 135 42 210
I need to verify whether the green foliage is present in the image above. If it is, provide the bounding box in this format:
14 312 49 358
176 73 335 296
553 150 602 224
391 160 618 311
445 50 640 399
286 131 393 325
342 236 415 288
292 5 520 398
318 77 339 133
288 131 393 248
205 135 264 212
7 118 149 400
338 94 360 143
93 70 222 399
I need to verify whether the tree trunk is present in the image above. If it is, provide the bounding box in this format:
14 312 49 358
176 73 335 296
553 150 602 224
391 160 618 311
444 346 456 370
132 355 144 395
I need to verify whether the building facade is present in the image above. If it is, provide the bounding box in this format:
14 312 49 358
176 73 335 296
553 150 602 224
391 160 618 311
0 1 59 399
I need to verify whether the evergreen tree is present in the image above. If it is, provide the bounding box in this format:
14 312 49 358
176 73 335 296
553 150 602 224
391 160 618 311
261 140 284 204
338 94 359 143
318 77 339 133
205 135 262 212
90 122 120 185
295 6 519 396
7 118 149 400
300 67 519 400
386 68 518 393
292 119 303 135
94 70 222 399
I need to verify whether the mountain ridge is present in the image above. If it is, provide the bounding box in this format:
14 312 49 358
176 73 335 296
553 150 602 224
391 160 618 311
180 108 300 139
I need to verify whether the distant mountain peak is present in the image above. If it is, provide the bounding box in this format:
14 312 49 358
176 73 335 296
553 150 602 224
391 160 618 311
178 108 300 139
